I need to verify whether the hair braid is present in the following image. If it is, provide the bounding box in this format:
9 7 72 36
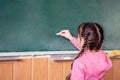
70 33 90 69
93 23 101 51
66 22 104 80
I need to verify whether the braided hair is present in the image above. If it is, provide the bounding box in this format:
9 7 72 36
71 22 104 69
74 22 104 60
66 22 104 80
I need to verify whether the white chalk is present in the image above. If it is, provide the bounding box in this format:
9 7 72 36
56 33 60 35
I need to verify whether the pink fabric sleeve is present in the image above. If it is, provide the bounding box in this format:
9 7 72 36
70 37 81 50
71 60 85 80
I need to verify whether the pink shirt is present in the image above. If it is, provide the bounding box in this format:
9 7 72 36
70 37 112 80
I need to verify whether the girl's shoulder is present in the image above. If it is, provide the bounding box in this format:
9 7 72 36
74 50 107 63
96 50 108 57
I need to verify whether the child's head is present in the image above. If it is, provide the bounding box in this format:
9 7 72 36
77 22 104 53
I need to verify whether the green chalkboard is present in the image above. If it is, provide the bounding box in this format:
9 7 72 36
0 0 120 52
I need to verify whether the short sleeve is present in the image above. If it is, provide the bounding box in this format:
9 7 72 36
71 60 85 80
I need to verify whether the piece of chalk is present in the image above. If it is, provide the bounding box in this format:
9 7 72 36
56 33 60 35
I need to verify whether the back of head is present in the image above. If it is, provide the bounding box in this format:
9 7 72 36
77 22 104 52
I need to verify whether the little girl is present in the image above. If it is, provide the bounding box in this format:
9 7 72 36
58 22 112 80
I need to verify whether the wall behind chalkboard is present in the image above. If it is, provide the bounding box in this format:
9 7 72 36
0 0 120 52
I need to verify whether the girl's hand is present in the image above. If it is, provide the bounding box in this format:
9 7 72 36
57 30 73 40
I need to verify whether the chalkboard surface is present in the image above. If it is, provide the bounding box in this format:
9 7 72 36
0 0 120 52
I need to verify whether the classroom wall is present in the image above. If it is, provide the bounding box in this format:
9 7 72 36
0 57 120 80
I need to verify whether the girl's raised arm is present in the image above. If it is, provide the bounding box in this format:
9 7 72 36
57 30 81 50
